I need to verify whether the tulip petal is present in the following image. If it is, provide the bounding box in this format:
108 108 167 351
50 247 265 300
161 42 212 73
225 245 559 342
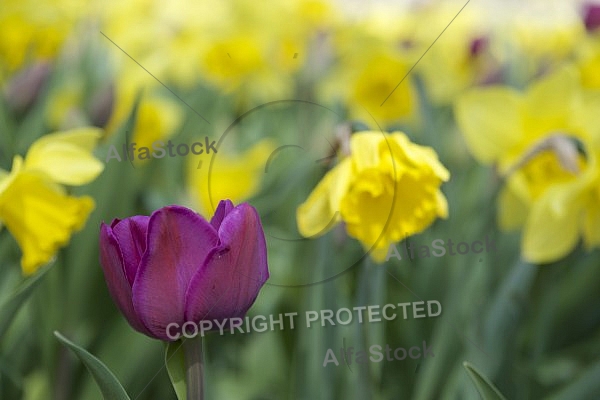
132 206 219 340
210 199 235 230
111 216 150 285
99 223 151 336
184 203 268 323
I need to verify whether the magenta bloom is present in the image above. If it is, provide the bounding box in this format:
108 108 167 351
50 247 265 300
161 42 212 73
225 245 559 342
98 200 269 341
584 3 600 32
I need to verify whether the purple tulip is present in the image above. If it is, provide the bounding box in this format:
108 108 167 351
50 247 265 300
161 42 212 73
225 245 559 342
98 200 269 341
584 3 600 32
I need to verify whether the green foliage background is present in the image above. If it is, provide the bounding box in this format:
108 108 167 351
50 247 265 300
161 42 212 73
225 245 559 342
1 1 600 399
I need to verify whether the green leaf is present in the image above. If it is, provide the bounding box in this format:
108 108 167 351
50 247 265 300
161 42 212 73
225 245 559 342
0 265 51 339
547 360 600 400
54 331 131 400
463 362 507 400
165 341 187 400
0 96 16 169
481 260 537 377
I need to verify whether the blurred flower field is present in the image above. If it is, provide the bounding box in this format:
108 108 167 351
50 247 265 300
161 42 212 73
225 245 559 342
1 0 600 398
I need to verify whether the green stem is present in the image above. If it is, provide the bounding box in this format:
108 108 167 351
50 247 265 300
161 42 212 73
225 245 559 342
183 336 205 400
481 259 538 379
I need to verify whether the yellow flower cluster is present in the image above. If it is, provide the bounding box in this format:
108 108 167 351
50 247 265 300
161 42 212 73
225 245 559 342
0 0 82 83
455 65 600 264
298 2 600 265
98 0 335 102
5 0 599 268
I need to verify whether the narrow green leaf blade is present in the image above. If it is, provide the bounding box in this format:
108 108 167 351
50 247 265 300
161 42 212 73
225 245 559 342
0 265 51 339
54 331 131 400
463 362 507 400
165 341 187 400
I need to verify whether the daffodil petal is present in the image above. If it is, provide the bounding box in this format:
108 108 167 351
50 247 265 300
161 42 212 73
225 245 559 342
350 132 382 172
454 87 524 164
296 158 352 238
525 65 579 126
0 169 9 194
24 128 104 186
498 185 530 231
0 170 95 275
370 244 391 263
388 133 450 181
577 92 600 140
132 97 183 152
0 169 6 232
435 190 449 219
29 128 102 153
583 202 600 249
522 186 583 264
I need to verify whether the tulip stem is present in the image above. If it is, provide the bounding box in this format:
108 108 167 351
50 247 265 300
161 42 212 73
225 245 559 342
183 335 205 400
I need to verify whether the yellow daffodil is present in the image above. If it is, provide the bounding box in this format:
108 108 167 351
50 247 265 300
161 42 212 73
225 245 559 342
0 128 104 275
201 34 269 89
318 5 428 124
105 72 183 160
0 159 94 275
455 66 591 172
198 30 296 102
45 78 85 129
0 0 82 81
505 4 585 72
193 0 335 102
410 4 499 105
131 97 183 151
297 131 449 262
349 53 416 123
521 128 600 263
186 139 276 217
319 33 417 124
99 0 335 103
521 90 600 262
455 66 600 263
